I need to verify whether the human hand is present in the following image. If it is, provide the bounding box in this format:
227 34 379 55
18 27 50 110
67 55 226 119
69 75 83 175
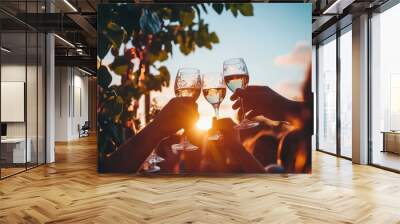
212 118 241 146
212 118 266 173
152 97 199 137
230 86 294 121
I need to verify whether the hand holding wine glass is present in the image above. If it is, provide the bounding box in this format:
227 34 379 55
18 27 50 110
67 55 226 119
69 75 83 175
223 58 259 130
171 68 202 151
202 72 226 140
230 85 306 122
152 97 199 137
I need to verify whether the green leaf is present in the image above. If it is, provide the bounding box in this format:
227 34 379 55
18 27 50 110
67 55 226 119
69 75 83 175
98 66 112 89
159 7 172 20
164 41 173 54
98 32 110 59
148 50 169 64
228 4 238 17
115 5 141 34
103 22 128 50
150 39 162 54
205 40 212 49
140 9 162 34
179 10 195 26
238 4 254 16
109 56 130 76
103 95 124 120
158 50 168 61
212 3 224 14
158 66 170 87
209 32 219 44
179 44 191 55
200 4 208 14
122 81 143 100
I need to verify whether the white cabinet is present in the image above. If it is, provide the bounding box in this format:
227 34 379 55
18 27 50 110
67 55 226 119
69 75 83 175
1 138 32 163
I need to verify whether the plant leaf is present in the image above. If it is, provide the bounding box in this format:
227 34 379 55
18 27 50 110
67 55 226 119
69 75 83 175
212 3 224 14
209 32 219 44
140 9 162 34
179 10 195 26
109 56 131 76
98 66 112 89
238 4 254 16
103 22 128 50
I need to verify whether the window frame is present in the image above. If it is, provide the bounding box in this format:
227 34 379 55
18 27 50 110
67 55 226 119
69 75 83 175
315 24 353 160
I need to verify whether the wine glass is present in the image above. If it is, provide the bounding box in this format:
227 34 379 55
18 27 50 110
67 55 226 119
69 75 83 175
202 72 226 140
223 58 259 130
171 68 202 151
145 150 165 173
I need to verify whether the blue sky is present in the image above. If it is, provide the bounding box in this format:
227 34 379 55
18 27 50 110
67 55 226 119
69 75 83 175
158 3 311 84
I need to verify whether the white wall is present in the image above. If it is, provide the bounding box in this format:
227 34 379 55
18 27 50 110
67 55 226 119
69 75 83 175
54 66 89 141
72 73 89 138
55 66 69 141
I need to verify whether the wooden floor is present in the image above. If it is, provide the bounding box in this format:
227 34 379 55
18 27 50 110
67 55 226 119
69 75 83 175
1 167 26 178
1 136 400 223
372 150 400 171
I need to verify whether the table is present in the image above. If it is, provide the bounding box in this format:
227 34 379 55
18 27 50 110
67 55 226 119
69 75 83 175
382 131 400 154
1 138 31 164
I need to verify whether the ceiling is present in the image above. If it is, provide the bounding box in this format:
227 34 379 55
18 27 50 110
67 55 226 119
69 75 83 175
0 0 392 73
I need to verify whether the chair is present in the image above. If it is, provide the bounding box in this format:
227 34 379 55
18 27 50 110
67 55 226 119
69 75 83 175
79 121 90 138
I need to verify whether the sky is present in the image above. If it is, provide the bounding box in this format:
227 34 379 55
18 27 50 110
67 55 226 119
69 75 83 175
104 3 312 129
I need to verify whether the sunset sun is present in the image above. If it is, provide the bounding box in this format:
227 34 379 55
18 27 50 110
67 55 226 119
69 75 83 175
196 117 212 131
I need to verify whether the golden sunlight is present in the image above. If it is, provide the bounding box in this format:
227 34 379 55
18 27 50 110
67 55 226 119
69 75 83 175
196 117 212 131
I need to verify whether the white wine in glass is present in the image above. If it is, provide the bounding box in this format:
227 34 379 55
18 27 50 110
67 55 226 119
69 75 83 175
202 72 226 140
171 68 202 151
223 74 249 92
175 87 201 100
203 87 226 107
223 58 258 130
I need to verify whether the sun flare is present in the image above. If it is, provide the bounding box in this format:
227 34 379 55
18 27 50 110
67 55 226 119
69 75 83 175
196 117 212 131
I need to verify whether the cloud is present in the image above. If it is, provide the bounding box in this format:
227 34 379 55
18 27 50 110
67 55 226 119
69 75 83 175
275 81 303 101
274 41 311 66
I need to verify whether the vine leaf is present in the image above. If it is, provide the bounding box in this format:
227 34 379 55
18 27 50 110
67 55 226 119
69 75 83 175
109 56 131 76
212 3 224 14
98 66 112 89
103 22 128 50
140 9 162 34
238 4 254 16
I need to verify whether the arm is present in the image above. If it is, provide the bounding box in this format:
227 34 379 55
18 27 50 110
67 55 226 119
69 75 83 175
282 99 308 122
103 97 199 173
102 120 168 173
231 86 306 123
214 118 265 173
229 143 266 173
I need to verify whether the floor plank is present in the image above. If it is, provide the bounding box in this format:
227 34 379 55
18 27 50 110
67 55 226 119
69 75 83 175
0 136 400 223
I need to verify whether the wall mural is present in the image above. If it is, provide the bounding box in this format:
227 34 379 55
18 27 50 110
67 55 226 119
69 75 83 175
97 3 312 174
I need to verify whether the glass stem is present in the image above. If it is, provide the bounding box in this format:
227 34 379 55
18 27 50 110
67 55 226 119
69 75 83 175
213 105 221 138
213 104 220 119
182 134 189 145
240 97 245 122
